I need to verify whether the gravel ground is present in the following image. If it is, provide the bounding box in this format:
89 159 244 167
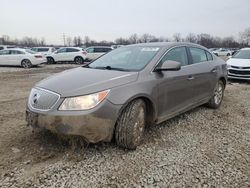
0 64 249 187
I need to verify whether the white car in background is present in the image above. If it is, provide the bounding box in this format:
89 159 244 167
84 46 112 61
46 47 86 64
0 45 18 50
227 48 250 80
0 48 46 68
213 48 232 56
30 47 56 56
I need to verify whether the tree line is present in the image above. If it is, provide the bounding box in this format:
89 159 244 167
1 28 249 48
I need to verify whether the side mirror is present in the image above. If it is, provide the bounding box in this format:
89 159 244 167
154 60 181 72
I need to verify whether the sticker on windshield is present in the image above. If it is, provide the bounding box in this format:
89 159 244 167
141 47 159 52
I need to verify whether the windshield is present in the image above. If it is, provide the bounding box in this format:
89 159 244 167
233 50 250 59
25 49 36 54
88 46 160 71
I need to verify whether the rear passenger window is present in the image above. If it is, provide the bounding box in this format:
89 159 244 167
94 48 104 53
189 47 207 63
38 48 49 52
10 50 24 54
160 47 188 66
66 48 79 52
206 51 213 61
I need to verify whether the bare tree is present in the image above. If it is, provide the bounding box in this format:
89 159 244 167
140 33 152 43
185 33 197 43
66 37 72 46
73 36 82 46
239 28 250 45
40 37 46 46
83 36 91 46
173 33 181 42
128 33 138 44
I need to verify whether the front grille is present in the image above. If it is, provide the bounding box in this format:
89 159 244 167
231 66 250 69
28 88 60 111
229 69 250 75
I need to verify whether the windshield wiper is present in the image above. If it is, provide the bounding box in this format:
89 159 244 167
93 66 129 71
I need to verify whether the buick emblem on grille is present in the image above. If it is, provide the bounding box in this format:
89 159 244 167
32 93 40 105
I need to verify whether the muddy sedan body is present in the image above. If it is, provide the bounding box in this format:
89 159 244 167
26 42 227 149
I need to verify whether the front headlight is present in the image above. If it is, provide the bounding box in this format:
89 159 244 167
59 90 110 111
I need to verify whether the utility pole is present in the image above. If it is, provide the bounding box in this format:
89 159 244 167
62 33 66 46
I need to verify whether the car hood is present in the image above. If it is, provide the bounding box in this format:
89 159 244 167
227 58 250 67
36 67 139 97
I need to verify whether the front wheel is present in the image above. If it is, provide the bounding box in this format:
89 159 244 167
207 80 225 109
21 59 32 68
115 99 146 150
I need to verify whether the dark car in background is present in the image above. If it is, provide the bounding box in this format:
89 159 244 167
26 42 227 149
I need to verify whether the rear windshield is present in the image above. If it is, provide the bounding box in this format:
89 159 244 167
89 46 160 71
232 50 250 59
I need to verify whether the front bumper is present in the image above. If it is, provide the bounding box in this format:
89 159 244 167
228 67 250 80
26 100 122 143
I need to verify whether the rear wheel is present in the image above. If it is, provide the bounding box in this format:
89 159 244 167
21 59 32 68
74 56 84 64
207 80 225 109
227 53 230 56
115 99 146 150
46 57 55 64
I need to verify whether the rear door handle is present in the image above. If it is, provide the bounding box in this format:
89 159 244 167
187 75 195 80
211 68 217 73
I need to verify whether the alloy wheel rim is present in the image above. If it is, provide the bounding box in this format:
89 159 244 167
76 57 82 64
214 83 223 105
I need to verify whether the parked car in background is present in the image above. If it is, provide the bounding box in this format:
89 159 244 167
26 42 227 149
213 48 232 56
111 45 124 49
0 48 46 68
46 47 86 64
84 46 112 61
229 48 240 56
0 45 18 50
209 48 218 52
227 48 250 80
30 47 56 56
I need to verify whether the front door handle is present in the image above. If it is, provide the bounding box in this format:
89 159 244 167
187 75 194 80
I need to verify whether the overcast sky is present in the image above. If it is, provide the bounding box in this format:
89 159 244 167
1 0 250 45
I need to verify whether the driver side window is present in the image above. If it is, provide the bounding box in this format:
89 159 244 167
159 47 188 67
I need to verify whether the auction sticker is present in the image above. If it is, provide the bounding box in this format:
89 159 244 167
141 47 159 52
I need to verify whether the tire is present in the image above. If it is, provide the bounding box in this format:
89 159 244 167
214 53 218 56
21 59 32 69
207 80 225 109
74 56 84 64
46 57 55 64
227 53 230 56
115 99 146 150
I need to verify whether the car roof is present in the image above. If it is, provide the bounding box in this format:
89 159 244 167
127 42 208 50
32 46 54 48
1 48 25 51
241 48 250 50
87 46 112 48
